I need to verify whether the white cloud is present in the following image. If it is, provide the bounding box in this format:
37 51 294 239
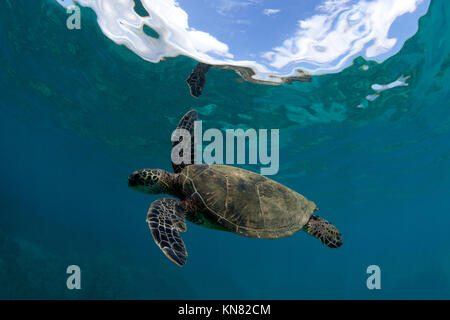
216 0 259 15
262 0 425 74
75 0 234 63
318 0 352 13
263 9 281 16
62 0 428 82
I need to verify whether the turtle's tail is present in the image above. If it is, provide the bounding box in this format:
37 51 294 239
303 215 343 249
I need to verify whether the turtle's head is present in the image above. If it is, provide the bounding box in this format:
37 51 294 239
128 169 170 194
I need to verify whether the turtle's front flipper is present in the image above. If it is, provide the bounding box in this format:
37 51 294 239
303 215 343 249
147 198 188 266
186 62 211 98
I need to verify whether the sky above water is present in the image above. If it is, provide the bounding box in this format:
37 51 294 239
56 0 430 80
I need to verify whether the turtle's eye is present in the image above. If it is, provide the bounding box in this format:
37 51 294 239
150 175 159 185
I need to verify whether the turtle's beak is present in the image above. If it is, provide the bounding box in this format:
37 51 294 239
128 171 140 187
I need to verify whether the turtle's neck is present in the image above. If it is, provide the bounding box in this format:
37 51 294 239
160 170 184 199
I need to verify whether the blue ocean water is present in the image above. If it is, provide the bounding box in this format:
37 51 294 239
0 0 450 299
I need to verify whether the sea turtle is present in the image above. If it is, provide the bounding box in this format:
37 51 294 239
128 110 342 266
186 62 312 98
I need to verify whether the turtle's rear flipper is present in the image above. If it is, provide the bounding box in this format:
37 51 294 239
147 198 188 266
303 215 343 249
186 62 211 98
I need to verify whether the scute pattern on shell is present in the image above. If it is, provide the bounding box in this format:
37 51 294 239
181 164 316 239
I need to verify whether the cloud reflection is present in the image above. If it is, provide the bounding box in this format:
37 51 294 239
60 0 429 83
